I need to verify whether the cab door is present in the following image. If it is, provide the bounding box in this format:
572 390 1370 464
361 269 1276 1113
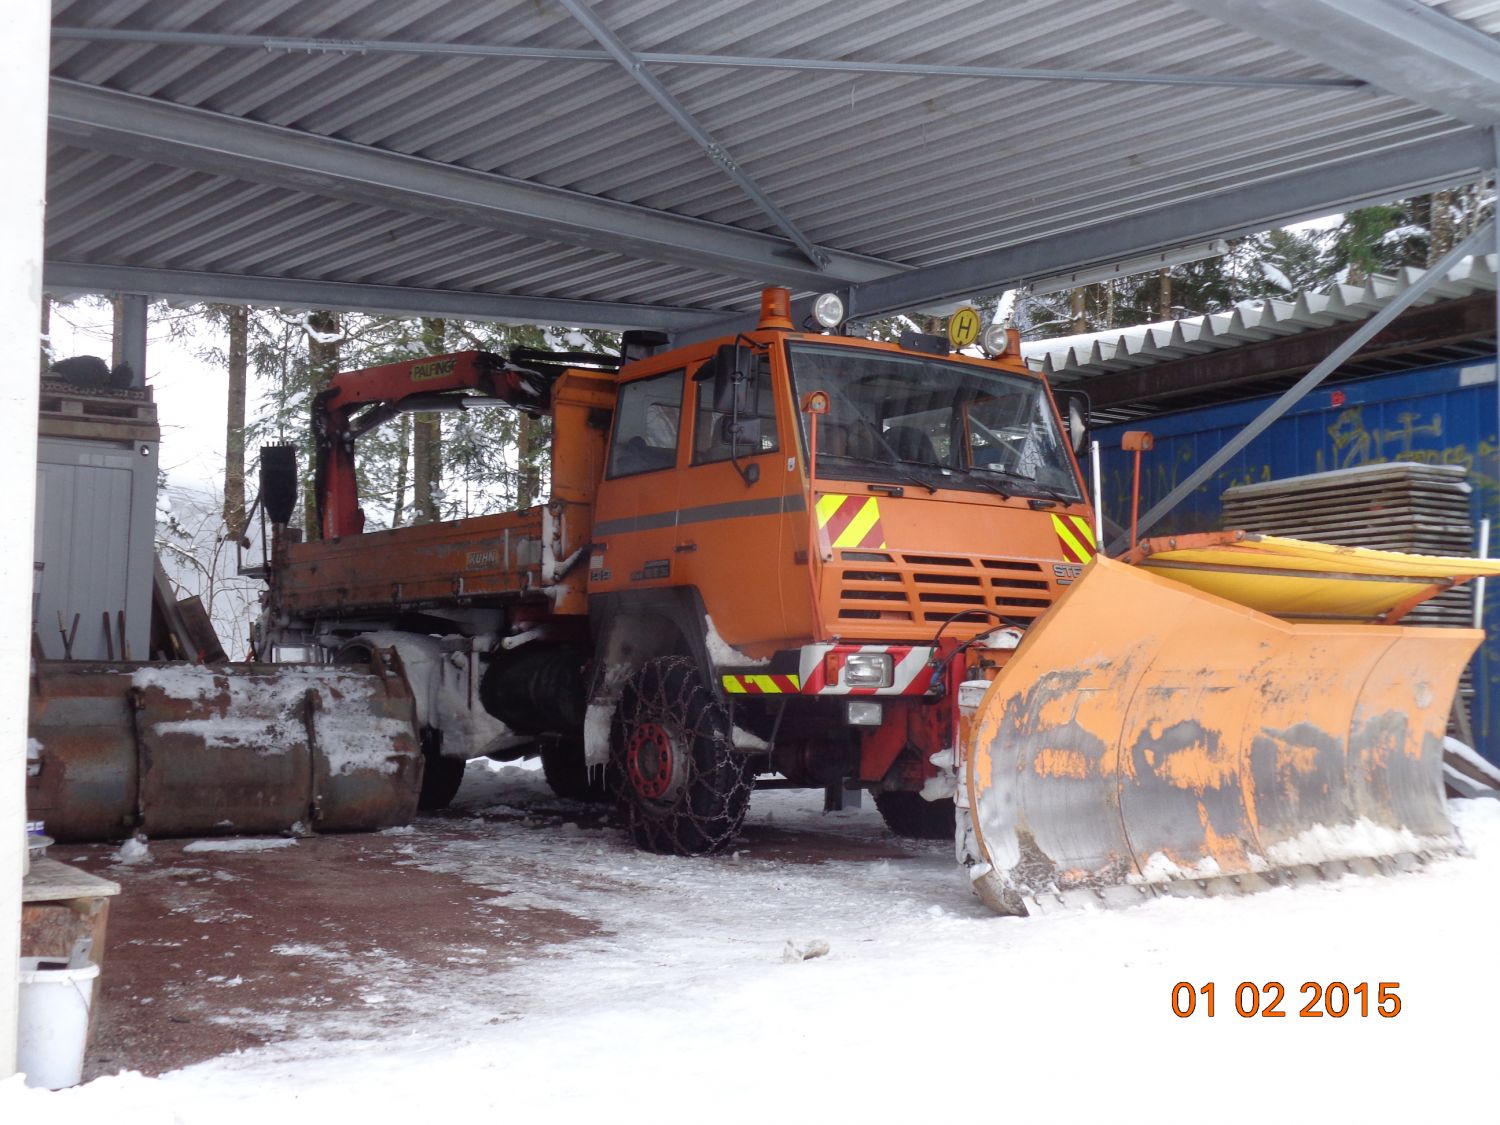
589 365 686 599
668 346 801 657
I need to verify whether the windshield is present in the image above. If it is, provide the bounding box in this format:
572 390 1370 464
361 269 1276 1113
787 343 1082 502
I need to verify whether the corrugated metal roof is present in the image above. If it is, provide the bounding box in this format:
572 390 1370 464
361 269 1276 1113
41 0 1500 326
1024 253 1499 382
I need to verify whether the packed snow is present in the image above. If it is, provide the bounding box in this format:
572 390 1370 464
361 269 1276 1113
5 761 1497 1124
181 838 297 854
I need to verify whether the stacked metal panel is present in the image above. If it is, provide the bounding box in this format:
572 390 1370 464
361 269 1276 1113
1220 463 1478 630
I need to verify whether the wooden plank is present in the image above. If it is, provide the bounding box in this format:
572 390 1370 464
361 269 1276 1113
22 856 121 902
174 595 228 663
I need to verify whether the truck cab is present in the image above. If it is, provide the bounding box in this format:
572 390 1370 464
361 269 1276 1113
586 290 1096 849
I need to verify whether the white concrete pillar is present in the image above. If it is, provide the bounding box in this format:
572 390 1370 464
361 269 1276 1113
0 0 51 1079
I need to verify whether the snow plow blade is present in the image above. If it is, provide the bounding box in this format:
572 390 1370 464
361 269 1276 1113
962 534 1500 917
27 654 422 842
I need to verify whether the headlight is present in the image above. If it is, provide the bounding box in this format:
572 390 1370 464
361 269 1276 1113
846 700 884 726
812 292 846 329
981 323 1012 357
844 652 893 688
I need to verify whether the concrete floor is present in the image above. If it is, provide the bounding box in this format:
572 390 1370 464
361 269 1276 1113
60 822 601 1079
53 775 914 1080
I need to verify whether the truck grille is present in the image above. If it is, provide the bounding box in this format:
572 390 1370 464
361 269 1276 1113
835 551 1054 625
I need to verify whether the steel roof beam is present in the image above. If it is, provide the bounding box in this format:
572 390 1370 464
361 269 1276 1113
47 80 899 290
49 26 1366 90
841 127 1495 322
1176 0 1500 124
555 0 830 270
42 262 727 332
672 125 1494 344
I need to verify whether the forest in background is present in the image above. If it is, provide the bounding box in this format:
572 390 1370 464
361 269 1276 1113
37 185 1497 656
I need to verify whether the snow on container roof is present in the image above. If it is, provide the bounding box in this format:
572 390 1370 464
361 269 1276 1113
1024 253 1498 384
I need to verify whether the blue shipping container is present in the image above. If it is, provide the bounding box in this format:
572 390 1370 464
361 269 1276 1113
1095 353 1500 765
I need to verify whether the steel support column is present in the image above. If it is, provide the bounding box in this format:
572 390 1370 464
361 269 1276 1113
1121 219 1497 551
113 293 147 388
0 0 50 1081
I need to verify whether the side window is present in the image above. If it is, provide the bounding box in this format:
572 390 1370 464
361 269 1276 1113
692 353 778 464
607 370 683 478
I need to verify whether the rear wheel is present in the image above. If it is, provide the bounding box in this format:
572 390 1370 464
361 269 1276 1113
418 754 467 810
417 728 466 811
541 736 610 802
874 791 955 840
610 656 751 855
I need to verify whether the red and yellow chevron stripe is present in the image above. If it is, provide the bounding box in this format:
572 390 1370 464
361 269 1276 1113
1051 513 1096 564
722 673 802 694
815 494 886 551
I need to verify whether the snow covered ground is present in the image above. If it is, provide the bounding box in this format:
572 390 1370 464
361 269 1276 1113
6 762 1497 1124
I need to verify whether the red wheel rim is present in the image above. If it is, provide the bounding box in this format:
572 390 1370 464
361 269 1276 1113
626 722 675 800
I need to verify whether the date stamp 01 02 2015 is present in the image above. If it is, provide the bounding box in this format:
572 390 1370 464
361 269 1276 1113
1171 982 1403 1019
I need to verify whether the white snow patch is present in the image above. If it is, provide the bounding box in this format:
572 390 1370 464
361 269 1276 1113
1264 817 1451 867
300 314 346 345
1445 735 1500 787
112 836 151 865
183 838 297 854
1258 261 1293 290
130 665 415 776
781 939 830 962
920 747 957 801
703 614 768 667
731 725 769 751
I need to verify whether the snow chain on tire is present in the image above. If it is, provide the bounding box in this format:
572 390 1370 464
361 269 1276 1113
610 655 753 855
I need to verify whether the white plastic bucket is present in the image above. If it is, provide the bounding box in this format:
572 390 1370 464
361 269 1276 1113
17 956 100 1089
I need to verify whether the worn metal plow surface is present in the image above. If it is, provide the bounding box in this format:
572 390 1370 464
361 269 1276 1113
961 552 1484 917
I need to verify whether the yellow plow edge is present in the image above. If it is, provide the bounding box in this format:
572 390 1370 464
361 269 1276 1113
961 534 1500 917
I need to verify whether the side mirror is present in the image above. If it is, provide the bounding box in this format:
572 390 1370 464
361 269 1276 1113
1053 389 1091 456
697 343 758 415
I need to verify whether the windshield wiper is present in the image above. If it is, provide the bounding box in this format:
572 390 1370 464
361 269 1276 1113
964 465 1078 505
958 472 1013 499
887 460 941 494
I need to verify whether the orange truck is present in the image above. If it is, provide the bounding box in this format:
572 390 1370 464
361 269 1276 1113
253 287 1499 915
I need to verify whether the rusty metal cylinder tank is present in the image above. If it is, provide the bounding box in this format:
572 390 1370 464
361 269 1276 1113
27 655 422 843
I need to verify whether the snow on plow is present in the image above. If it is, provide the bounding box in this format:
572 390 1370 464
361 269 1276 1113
960 533 1500 917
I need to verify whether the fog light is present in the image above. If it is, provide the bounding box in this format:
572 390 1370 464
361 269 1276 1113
846 700 884 726
844 652 893 688
812 292 846 329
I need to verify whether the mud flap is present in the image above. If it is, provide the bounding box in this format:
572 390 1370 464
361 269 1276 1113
27 656 422 842
962 557 1475 916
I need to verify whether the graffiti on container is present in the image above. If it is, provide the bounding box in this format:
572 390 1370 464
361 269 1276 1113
1312 406 1499 510
1314 408 1444 471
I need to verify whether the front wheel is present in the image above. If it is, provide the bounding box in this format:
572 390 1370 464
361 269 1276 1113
874 791 955 840
610 656 751 855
